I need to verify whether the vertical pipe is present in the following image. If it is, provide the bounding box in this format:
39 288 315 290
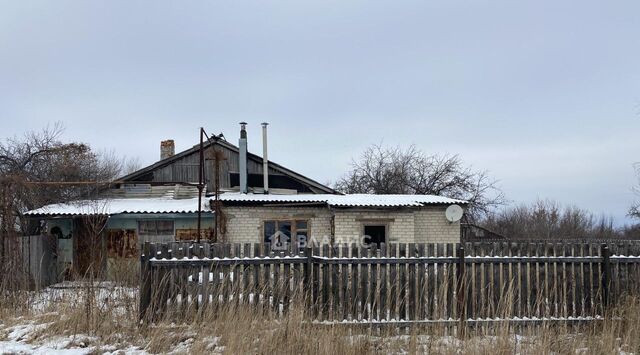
197 127 204 243
261 122 269 194
239 122 248 194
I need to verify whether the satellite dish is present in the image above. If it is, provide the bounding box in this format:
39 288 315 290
445 204 464 223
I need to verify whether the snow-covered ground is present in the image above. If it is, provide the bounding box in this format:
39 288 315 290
0 320 222 354
0 282 224 354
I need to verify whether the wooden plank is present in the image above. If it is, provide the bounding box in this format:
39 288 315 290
251 243 260 310
322 244 330 320
575 243 585 317
139 242 152 322
331 243 339 321
312 244 320 319
445 243 454 320
340 244 349 321
260 243 270 315
202 242 212 312
492 242 501 319
553 243 563 318
416 244 425 321
380 243 388 321
370 245 379 321
408 243 416 321
232 244 242 310
360 245 369 321
160 243 171 317
350 244 359 320
389 243 398 320
476 242 487 320
436 243 445 320
426 243 435 320
568 243 575 318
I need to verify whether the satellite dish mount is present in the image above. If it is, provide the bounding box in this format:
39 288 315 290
445 204 464 223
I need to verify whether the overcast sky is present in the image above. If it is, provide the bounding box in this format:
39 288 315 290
1 1 639 225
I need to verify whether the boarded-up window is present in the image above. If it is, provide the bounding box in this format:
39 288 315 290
175 229 213 241
138 220 174 237
106 229 138 258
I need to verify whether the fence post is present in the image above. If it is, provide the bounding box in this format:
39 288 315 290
139 242 152 323
601 244 611 310
456 245 466 337
303 246 312 309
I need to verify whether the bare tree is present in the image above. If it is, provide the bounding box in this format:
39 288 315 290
121 156 142 176
482 200 623 240
335 144 505 221
0 123 125 289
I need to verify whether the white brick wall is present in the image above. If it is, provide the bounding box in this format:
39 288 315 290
333 210 415 243
222 206 332 243
414 207 460 243
221 205 460 244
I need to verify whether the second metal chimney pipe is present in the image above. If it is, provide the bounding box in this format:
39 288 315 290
239 122 248 194
261 122 269 194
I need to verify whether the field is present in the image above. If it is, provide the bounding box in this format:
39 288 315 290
2 280 640 354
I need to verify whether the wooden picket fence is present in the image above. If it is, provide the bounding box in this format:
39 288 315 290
139 241 640 324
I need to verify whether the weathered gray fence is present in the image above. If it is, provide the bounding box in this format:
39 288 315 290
2 235 57 289
139 241 640 324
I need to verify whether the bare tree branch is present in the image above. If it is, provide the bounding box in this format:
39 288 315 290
335 143 505 221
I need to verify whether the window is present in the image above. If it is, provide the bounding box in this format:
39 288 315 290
363 224 386 248
263 220 309 247
138 220 175 242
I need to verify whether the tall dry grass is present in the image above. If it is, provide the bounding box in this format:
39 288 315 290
2 262 640 354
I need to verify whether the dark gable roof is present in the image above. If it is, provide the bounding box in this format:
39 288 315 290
118 137 339 194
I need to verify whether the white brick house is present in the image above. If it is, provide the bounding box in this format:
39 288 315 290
218 193 466 246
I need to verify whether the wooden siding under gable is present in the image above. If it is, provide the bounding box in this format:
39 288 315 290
123 140 333 194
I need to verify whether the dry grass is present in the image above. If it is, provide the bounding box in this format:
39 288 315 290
2 267 640 354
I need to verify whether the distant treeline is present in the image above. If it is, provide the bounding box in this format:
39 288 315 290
481 200 640 240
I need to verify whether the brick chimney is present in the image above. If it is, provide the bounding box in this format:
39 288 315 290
160 140 175 160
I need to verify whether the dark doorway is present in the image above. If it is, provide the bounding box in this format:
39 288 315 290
364 225 386 248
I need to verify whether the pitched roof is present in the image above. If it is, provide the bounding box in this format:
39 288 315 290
118 137 338 194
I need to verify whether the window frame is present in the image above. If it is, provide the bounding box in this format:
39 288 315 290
262 219 310 245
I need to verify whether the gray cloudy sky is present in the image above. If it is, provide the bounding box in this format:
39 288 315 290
1 1 639 224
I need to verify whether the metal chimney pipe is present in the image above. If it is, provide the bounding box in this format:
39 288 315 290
261 122 269 194
239 122 248 194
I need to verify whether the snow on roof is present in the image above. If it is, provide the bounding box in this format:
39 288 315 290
218 193 467 207
25 193 466 217
25 197 210 216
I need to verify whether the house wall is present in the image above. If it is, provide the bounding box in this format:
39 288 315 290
414 208 461 243
222 206 333 244
222 205 461 244
333 210 415 244
105 214 214 244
